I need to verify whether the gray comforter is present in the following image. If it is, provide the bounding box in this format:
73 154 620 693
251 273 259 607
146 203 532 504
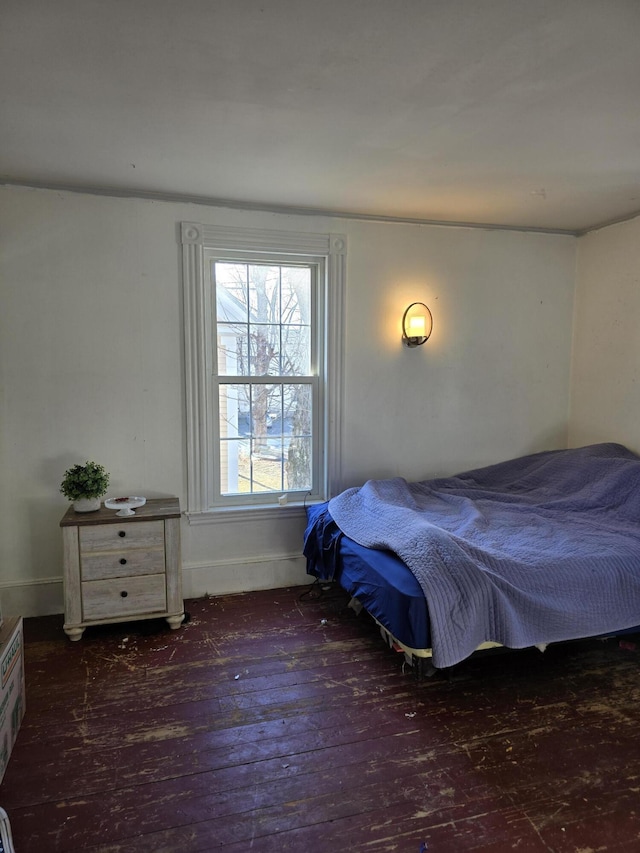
328 443 640 667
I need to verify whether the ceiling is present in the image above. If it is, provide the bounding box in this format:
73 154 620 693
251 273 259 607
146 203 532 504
2 0 639 234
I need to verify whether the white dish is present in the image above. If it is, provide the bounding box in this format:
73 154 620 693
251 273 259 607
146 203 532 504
104 496 146 517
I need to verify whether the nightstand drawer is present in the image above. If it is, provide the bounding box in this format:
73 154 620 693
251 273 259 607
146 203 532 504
80 520 164 553
82 574 167 621
81 548 165 581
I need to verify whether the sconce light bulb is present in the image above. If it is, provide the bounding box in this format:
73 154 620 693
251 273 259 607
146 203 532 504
409 316 426 336
402 301 432 347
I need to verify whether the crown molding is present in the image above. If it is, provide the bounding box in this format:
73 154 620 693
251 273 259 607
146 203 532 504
0 177 580 236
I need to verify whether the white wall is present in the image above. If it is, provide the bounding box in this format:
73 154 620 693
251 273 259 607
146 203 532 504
0 186 577 617
569 215 640 452
342 221 576 484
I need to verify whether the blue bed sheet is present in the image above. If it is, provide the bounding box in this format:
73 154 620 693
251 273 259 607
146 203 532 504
304 502 431 650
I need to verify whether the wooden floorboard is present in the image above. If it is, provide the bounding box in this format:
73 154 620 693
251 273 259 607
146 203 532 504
2 585 640 851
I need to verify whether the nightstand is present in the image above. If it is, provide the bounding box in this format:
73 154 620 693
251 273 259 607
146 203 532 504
60 498 184 641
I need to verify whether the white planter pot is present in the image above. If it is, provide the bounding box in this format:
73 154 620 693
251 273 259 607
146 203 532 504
72 497 101 513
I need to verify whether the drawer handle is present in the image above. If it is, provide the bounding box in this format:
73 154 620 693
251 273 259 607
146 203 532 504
118 531 126 538
119 558 127 565
120 590 128 598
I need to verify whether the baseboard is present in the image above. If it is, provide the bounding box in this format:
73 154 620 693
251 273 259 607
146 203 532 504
0 576 64 619
0 554 310 618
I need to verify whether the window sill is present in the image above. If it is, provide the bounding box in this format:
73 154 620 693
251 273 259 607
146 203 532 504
184 501 322 525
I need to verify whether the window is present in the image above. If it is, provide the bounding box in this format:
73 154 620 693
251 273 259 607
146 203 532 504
215 258 317 498
181 223 346 516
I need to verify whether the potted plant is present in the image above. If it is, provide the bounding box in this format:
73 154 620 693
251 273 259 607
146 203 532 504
60 461 110 512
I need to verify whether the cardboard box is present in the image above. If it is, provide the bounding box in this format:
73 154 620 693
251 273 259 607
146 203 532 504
0 618 25 785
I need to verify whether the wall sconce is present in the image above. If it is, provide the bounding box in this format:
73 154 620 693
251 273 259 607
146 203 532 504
402 302 433 348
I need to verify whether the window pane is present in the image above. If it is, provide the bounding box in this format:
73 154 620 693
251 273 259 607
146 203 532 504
251 438 284 493
281 266 311 325
219 437 250 495
285 437 312 491
217 323 249 376
249 325 281 376
248 264 279 378
285 384 312 490
215 263 248 322
219 385 250 440
248 265 280 324
284 384 311 427
281 324 310 375
249 382 277 448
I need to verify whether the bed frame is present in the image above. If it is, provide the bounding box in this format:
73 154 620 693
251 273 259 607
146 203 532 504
347 594 501 679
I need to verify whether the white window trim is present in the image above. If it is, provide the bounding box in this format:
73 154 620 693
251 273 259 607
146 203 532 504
181 222 346 522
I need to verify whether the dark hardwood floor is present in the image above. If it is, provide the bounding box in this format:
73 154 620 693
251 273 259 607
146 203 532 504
1 584 640 852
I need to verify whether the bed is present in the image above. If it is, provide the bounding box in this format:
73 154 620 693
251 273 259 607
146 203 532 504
304 443 640 675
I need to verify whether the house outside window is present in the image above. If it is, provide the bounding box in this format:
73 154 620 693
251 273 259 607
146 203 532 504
181 222 346 518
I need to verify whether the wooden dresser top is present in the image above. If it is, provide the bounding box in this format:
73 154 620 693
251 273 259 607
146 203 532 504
60 497 181 527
